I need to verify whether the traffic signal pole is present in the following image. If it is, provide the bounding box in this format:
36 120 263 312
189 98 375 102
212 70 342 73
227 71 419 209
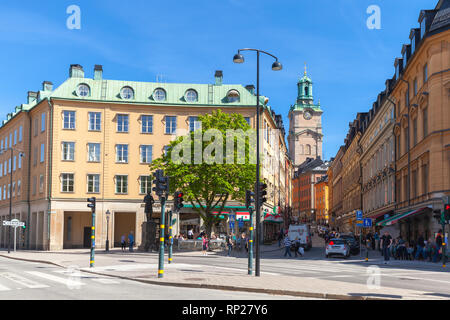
90 209 96 268
168 210 173 264
158 196 166 278
248 207 254 275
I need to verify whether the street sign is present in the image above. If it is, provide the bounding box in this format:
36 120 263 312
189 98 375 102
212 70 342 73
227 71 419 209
356 210 363 226
3 220 25 227
363 218 373 227
229 214 236 222
238 218 244 228
229 221 235 230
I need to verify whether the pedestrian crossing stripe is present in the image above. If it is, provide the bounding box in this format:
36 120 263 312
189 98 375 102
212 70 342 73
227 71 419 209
0 273 49 289
25 271 86 286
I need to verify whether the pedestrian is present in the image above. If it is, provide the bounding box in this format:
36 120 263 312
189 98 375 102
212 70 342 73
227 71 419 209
415 233 425 260
294 237 302 257
121 234 126 252
283 235 292 258
188 229 194 240
278 231 283 247
202 235 209 256
374 231 380 251
433 230 443 263
128 231 134 252
380 231 392 264
226 232 233 257
241 233 247 252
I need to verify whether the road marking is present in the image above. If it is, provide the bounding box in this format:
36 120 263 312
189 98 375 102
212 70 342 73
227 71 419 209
91 278 121 284
26 271 85 286
0 283 10 291
0 272 49 289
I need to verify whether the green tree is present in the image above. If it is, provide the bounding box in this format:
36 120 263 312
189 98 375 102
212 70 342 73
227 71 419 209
150 110 256 237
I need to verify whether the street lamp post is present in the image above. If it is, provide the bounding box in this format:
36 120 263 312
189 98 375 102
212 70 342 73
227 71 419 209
105 210 110 252
233 49 282 277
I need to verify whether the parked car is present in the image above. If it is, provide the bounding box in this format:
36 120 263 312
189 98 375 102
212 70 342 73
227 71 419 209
340 234 360 255
325 238 350 258
288 224 312 251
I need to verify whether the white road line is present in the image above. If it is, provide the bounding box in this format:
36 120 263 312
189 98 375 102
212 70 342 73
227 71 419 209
0 283 10 291
91 278 121 284
0 272 49 289
26 271 85 286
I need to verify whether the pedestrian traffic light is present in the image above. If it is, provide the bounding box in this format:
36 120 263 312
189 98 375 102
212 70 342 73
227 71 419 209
445 203 450 222
22 223 26 230
152 170 169 197
245 190 255 209
257 182 267 204
144 192 155 214
87 197 96 212
174 191 184 211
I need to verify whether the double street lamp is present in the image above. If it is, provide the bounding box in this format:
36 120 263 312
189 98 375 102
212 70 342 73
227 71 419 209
233 48 282 277
0 147 25 254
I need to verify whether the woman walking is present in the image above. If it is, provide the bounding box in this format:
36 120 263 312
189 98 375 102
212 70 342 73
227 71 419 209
202 235 209 256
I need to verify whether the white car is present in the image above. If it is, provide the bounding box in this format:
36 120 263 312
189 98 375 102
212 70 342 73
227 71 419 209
325 238 350 258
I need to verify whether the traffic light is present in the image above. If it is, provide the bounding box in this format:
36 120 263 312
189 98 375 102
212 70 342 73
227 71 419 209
87 197 96 212
445 203 450 222
256 182 267 204
174 191 184 211
144 192 155 214
245 190 255 209
22 223 26 230
153 170 169 197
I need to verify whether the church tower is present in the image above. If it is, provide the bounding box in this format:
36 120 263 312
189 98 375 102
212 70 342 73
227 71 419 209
288 66 324 167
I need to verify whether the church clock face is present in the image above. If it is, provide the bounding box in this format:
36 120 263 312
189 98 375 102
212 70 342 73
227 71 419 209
303 111 312 120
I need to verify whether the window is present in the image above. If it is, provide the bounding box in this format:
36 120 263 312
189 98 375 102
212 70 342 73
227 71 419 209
423 108 428 138
227 90 240 103
412 170 417 199
165 116 177 134
153 88 166 101
8 158 11 173
116 144 128 163
189 117 201 132
420 18 426 39
140 176 152 194
120 87 134 100
13 156 16 172
1 140 3 151
141 115 153 134
40 143 45 163
2 185 5 200
77 84 90 97
185 90 198 102
63 111 76 130
61 174 74 192
62 142 75 161
413 78 418 96
117 114 129 133
115 175 128 194
87 174 100 193
39 175 44 193
423 64 428 83
140 145 153 164
3 161 6 175
0 163 2 177
244 117 251 126
9 133 12 147
164 146 170 157
14 130 17 145
19 126 23 142
41 113 46 132
306 145 311 155
413 118 417 146
17 180 21 196
88 112 101 131
88 143 101 162
32 177 36 196
34 119 38 136
7 184 10 199
422 164 428 195
18 153 22 169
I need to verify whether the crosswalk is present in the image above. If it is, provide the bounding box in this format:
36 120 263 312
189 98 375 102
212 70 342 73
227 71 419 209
0 269 122 293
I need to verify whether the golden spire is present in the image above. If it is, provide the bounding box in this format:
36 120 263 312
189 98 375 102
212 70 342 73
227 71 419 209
304 63 307 76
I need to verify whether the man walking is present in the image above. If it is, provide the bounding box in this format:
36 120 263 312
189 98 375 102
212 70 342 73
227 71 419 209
226 232 233 257
433 230 443 263
283 235 292 258
128 231 134 252
380 231 392 264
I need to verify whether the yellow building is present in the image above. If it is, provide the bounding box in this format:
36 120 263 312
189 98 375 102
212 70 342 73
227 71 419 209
314 175 329 224
0 65 291 250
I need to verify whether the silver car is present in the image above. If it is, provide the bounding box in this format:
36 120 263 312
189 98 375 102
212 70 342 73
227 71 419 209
325 238 350 258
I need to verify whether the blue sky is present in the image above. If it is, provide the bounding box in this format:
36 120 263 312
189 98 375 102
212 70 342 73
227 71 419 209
0 0 437 159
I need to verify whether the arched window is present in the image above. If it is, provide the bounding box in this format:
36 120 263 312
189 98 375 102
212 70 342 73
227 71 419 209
306 144 311 155
227 90 240 103
305 86 309 96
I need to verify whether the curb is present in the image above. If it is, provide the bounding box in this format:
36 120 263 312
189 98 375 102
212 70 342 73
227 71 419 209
0 253 389 300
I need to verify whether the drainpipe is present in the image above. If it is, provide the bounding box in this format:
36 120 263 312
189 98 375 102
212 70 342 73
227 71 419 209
26 111 32 250
47 99 54 251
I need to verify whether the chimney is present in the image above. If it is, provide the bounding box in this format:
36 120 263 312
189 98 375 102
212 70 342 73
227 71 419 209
245 85 255 95
94 65 103 80
42 81 53 92
27 91 38 104
214 70 223 86
69 64 85 78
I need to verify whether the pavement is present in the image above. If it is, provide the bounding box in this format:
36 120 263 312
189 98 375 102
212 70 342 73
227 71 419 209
1 240 448 300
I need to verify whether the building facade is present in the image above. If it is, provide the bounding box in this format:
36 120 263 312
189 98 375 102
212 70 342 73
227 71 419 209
314 175 329 225
0 65 291 250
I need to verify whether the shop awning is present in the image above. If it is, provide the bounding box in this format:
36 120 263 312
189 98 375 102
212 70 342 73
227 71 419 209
264 213 283 224
376 207 431 227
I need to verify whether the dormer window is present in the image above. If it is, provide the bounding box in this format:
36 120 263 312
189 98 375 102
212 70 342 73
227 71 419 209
77 84 90 97
402 51 407 70
420 17 426 39
120 87 134 100
185 89 198 103
227 90 240 103
153 88 166 101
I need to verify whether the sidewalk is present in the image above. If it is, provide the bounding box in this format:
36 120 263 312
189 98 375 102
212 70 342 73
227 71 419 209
0 248 444 300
